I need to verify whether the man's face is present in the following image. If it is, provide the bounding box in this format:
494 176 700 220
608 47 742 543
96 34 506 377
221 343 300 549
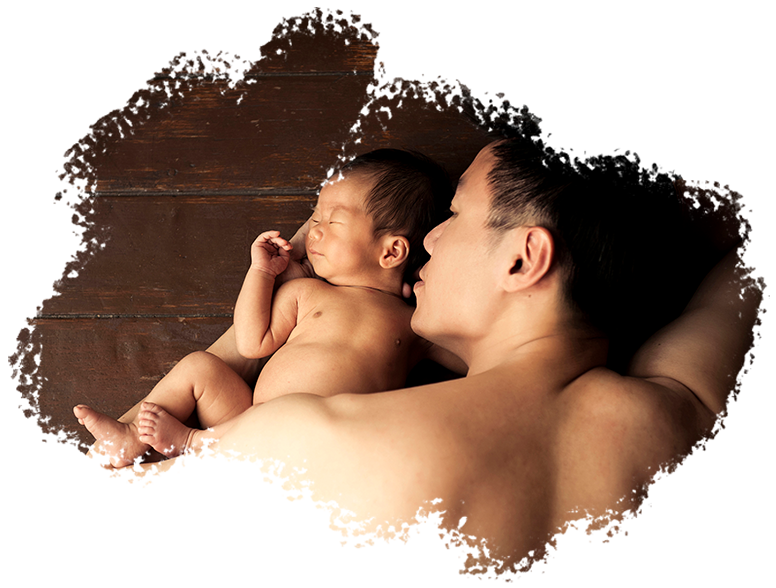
411 145 502 351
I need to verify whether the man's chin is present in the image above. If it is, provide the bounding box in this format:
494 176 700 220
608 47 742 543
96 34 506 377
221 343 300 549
409 311 429 339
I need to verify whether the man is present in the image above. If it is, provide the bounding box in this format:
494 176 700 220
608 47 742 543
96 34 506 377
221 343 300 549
143 139 759 569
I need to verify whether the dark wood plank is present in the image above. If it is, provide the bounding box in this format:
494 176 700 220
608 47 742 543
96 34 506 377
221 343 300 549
17 317 232 449
9 8 720 75
9 69 740 195
8 467 313 582
44 195 316 316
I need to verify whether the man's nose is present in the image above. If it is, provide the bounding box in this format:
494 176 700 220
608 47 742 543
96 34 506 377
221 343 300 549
423 218 449 254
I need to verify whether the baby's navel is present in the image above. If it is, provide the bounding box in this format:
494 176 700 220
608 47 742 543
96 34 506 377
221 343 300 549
313 311 322 318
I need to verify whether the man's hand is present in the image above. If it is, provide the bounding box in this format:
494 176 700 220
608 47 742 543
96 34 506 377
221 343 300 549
250 231 292 277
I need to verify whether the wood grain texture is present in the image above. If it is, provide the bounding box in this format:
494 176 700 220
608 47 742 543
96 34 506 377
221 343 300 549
8 69 768 195
9 8 708 76
7 467 313 582
19 317 231 448
9 70 681 195
44 195 316 316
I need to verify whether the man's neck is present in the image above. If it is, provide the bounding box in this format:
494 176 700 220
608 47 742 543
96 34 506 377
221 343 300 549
466 323 608 379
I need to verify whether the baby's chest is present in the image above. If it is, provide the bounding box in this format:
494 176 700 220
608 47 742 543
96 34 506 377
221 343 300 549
294 296 412 350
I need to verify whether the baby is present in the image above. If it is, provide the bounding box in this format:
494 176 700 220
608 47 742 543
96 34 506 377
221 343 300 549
73 149 455 467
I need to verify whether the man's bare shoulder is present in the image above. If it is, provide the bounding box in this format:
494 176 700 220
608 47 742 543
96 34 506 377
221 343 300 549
552 368 715 515
218 385 461 525
564 369 714 456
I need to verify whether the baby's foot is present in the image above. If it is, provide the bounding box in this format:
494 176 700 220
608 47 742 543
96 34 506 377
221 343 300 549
136 402 195 458
73 405 150 468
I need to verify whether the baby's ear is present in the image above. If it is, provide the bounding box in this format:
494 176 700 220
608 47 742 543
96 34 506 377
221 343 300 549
379 235 410 269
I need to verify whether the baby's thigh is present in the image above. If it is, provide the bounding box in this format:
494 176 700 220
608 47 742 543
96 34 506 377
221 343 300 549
182 351 254 428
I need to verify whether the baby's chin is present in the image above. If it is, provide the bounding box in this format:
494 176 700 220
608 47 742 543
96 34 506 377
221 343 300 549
306 256 323 277
307 262 337 284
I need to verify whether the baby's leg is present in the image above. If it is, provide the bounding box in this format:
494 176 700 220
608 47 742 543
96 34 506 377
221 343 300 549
73 405 149 468
74 351 252 466
136 401 240 457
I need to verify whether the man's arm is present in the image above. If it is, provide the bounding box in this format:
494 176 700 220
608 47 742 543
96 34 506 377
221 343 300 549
628 246 761 414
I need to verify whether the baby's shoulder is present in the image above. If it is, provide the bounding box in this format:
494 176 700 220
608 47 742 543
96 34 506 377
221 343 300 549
273 277 331 307
277 277 328 295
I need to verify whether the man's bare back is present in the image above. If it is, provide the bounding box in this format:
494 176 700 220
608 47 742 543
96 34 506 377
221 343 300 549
253 277 418 403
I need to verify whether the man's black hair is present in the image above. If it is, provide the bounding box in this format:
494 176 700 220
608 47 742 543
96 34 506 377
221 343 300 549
339 148 453 282
487 137 695 368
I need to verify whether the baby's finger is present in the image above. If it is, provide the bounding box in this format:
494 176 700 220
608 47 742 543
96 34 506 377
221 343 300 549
257 229 281 241
267 235 293 251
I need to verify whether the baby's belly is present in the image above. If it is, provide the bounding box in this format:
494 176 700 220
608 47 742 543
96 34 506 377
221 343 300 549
253 341 406 404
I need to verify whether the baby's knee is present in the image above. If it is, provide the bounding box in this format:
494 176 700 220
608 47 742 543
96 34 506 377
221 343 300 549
176 350 225 377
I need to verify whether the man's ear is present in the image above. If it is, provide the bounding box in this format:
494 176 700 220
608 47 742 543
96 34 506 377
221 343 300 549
379 235 410 269
500 226 555 292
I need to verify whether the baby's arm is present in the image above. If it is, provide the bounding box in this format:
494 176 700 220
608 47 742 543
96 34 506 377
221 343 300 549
234 231 302 359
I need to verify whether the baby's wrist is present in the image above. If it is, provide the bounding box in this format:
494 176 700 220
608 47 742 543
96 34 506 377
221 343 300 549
248 264 279 281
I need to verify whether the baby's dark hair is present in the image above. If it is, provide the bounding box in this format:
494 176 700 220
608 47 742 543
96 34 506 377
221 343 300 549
338 148 453 280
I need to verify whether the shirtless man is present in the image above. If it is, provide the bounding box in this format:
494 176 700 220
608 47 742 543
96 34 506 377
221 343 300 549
73 148 456 466
112 139 760 568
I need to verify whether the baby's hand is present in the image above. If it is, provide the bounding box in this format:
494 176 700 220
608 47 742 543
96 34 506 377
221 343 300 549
250 231 292 277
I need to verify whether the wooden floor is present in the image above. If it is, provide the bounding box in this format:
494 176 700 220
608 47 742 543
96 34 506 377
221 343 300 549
8 7 769 582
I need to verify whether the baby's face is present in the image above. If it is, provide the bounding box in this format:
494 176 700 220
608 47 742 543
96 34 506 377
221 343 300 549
306 173 382 284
